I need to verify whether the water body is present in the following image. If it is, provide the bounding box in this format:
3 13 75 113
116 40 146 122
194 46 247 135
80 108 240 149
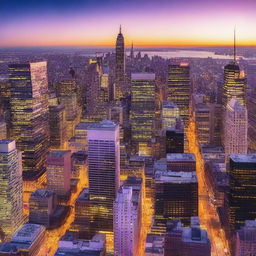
137 50 235 59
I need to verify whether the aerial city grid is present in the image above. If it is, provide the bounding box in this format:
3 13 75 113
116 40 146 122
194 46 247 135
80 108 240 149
0 0 256 255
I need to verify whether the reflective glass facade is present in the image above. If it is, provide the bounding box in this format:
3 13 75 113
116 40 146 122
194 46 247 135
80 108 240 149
9 62 49 179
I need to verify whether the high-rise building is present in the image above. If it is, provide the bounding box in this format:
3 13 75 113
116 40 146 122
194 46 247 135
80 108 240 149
0 122 7 140
29 188 57 228
154 168 198 226
115 26 125 99
224 98 248 161
166 153 196 172
223 62 246 112
47 150 71 197
131 73 156 156
229 154 256 230
0 140 23 237
114 177 142 256
161 101 179 130
49 105 66 149
87 120 120 233
164 218 211 256
235 220 256 256
167 63 190 128
166 119 184 154
247 64 256 151
9 62 49 179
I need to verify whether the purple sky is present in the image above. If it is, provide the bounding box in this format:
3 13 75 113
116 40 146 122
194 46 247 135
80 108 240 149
1 0 256 47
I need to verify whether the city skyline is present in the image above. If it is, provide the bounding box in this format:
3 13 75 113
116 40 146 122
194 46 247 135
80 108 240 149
1 0 256 47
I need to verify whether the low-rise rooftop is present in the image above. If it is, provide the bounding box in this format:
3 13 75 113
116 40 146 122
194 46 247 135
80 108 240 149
230 154 256 163
167 153 195 162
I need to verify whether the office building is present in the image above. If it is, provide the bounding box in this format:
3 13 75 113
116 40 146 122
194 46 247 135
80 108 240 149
229 154 256 230
70 188 91 238
145 234 164 256
131 73 156 156
0 140 23 237
9 62 49 179
166 119 184 154
164 218 211 256
235 220 256 256
0 224 46 256
115 26 125 99
154 169 198 226
247 64 256 150
47 150 71 197
167 63 190 128
0 122 7 140
55 232 106 256
114 177 142 256
224 98 247 161
161 101 179 130
223 62 246 111
29 189 57 228
49 105 66 149
166 153 196 172
87 120 120 232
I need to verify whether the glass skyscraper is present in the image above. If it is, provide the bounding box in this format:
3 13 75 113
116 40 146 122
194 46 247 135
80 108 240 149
229 154 256 230
131 73 156 156
9 62 49 180
0 140 23 237
87 120 120 233
167 63 190 128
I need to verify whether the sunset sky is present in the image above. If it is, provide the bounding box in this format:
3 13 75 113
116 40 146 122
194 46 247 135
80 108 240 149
1 0 256 47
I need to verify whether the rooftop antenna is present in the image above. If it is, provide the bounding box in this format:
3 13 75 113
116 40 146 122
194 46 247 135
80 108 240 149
119 25 122 34
234 27 236 63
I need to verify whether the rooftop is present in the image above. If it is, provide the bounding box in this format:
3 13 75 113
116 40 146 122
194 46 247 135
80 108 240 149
131 73 155 80
87 120 118 131
48 150 71 157
162 101 178 108
155 170 197 183
31 188 54 198
12 224 45 244
230 154 256 163
167 153 196 162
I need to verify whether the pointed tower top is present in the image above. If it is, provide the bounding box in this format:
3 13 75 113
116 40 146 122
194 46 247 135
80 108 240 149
119 25 122 34
234 27 236 63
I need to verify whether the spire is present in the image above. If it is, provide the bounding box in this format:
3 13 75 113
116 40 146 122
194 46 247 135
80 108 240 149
234 27 236 63
130 41 134 58
119 25 122 34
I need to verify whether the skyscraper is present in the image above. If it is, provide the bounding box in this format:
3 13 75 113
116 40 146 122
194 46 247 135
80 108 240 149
87 120 120 232
224 98 248 161
115 26 125 99
131 73 156 156
0 140 23 236
229 154 256 230
167 63 190 128
223 30 246 111
9 62 49 179
47 150 71 197
222 63 246 111
154 168 198 226
114 177 142 256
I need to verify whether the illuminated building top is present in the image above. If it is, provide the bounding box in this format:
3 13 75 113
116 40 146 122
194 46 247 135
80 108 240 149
230 154 256 163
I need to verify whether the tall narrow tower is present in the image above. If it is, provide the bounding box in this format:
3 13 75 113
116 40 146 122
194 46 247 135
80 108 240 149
9 62 49 180
222 30 246 111
115 26 125 99
224 97 248 161
0 140 23 237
